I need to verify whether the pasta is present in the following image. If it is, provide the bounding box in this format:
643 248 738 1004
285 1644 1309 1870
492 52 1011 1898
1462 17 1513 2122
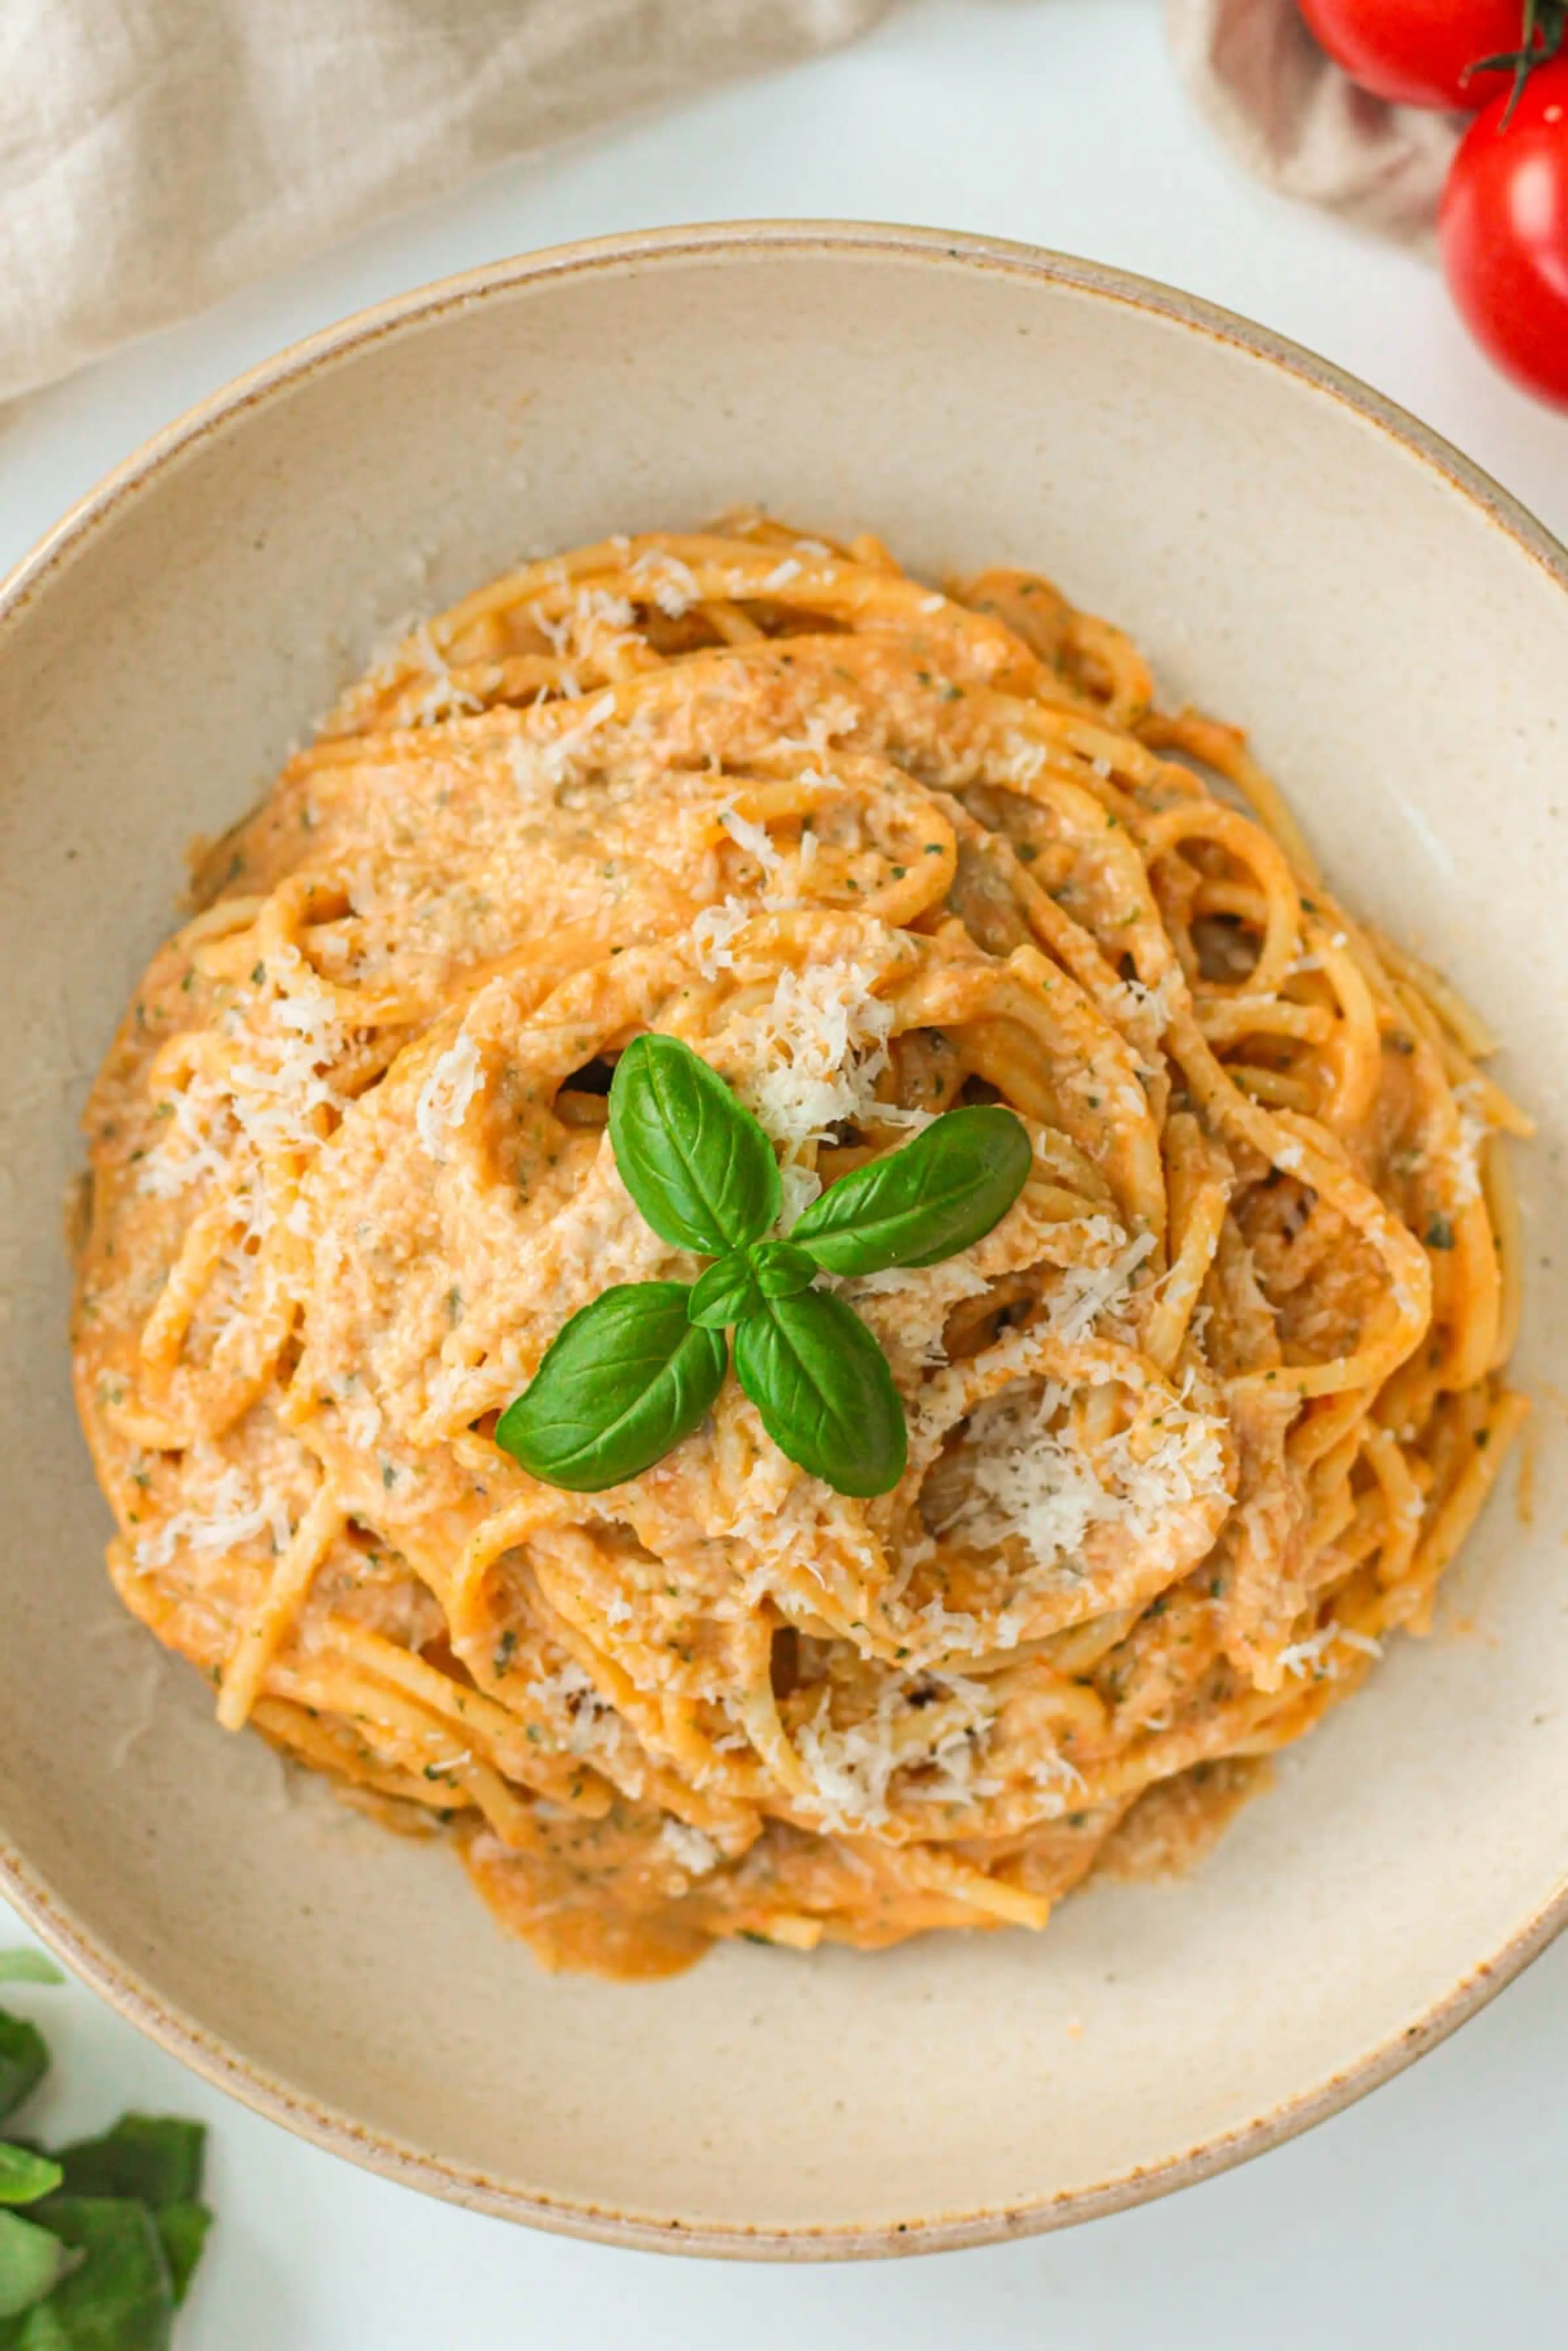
70 517 1529 1978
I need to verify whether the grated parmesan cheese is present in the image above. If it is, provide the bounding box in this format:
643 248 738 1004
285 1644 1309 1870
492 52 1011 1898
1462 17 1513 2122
775 697 860 761
414 1033 483 1163
1111 966 1181 1035
941 1376 1228 1577
999 732 1047 786
138 1083 232 1199
795 1673 1002 1828
718 804 782 880
400 621 483 724
531 1660 610 1756
1043 1231 1156 1343
691 897 750 980
575 587 635 635
629 548 701 617
659 1819 719 1875
142 957 348 1200
1277 1623 1383 1680
134 1466 291 1572
731 957 895 1162
1450 1081 1490 1208
778 1164 823 1229
1027 1746 1088 1817
852 1256 991 1367
532 692 617 786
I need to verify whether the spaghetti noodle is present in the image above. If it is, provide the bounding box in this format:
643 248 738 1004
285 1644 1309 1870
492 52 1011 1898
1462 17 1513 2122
71 518 1529 1977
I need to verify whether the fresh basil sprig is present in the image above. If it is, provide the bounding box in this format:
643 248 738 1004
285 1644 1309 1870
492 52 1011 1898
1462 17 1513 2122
495 1034 1031 1498
688 1239 816 1329
0 1955 214 2340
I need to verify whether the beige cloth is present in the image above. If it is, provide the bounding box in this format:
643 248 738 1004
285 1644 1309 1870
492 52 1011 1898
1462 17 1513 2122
2 0 1452 407
1166 0 1462 247
0 0 891 405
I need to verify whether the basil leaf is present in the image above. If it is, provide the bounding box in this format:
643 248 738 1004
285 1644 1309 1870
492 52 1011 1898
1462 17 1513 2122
50 2125 208 2304
11 2200 172 2350
52 2122 203 2209
0 2153 60 2210
151 2205 210 2309
0 2021 46 2127
0 1965 59 1993
0 2215 72 2322
687 1250 761 1331
749 1241 817 1300
608 1034 780 1254
689 1240 817 1329
733 1291 908 1496
495 1283 726 1492
791 1104 1031 1276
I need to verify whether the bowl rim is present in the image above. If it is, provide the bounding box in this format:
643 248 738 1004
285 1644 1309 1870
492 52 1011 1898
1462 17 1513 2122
2 218 1566 2261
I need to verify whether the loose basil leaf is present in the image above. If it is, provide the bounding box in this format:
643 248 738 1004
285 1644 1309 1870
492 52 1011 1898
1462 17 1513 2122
748 1240 817 1300
11 2200 172 2350
52 2121 203 2209
733 1291 908 1497
0 2213 73 2322
791 1104 1031 1276
0 2020 46 2127
495 1283 726 1492
608 1034 780 1255
151 2205 210 2309
0 2152 60 2210
0 1965 59 1993
687 1250 762 1331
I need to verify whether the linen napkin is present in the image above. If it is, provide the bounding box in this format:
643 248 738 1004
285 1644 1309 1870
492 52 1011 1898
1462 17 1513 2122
0 0 1460 410
0 0 891 405
1165 0 1463 247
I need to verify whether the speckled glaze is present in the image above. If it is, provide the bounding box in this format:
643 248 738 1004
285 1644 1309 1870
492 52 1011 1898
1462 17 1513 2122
1 225 1565 2260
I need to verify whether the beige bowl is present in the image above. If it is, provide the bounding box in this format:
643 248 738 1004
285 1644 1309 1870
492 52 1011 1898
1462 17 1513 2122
2 225 1566 2259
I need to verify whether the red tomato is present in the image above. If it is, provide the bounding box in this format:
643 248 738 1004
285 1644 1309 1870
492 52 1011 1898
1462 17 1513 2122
1440 55 1568 406
1297 0 1528 110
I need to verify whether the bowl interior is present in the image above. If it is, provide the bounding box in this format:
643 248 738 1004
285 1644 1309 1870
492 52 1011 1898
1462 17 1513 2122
2 230 1566 2253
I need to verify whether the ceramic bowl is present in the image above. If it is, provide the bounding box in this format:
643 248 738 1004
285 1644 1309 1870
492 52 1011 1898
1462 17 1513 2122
2 225 1565 2258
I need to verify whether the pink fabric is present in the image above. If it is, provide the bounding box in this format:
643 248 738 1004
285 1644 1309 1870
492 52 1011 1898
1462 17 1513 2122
1166 0 1461 247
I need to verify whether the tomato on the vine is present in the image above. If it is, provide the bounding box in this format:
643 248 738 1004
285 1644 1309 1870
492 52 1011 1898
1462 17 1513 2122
1297 0 1532 110
1439 54 1568 406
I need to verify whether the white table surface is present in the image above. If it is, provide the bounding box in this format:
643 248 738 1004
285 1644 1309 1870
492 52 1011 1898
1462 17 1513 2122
3 2 1565 2343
